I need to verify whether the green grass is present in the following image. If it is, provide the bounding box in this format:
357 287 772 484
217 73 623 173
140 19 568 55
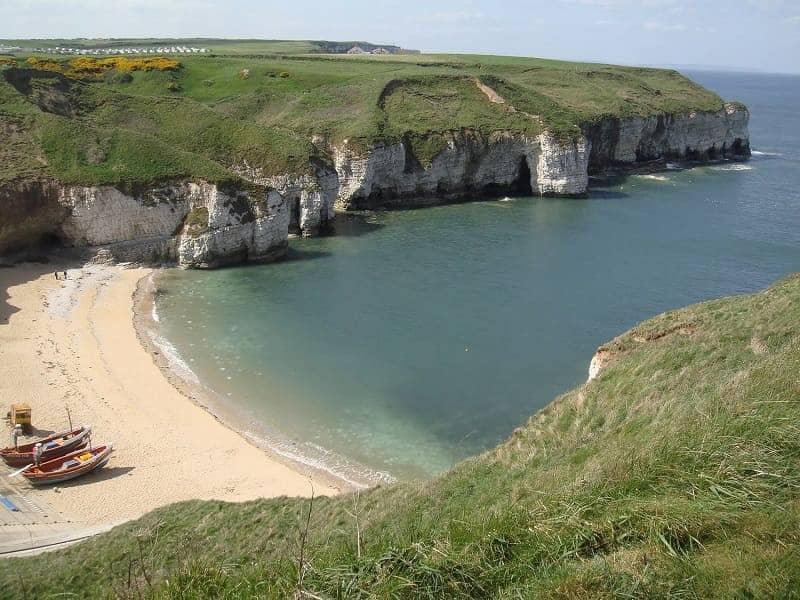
182 206 209 237
1 274 798 598
0 43 728 190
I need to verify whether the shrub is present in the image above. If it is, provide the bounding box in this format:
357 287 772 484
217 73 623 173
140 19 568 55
183 207 209 237
69 57 107 76
68 56 181 78
26 57 61 72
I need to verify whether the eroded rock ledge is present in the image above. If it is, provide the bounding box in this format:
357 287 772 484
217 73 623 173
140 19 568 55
0 104 749 268
333 130 590 209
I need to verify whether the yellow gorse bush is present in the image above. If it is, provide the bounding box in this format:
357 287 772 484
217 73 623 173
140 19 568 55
23 56 181 78
69 57 181 76
26 57 62 71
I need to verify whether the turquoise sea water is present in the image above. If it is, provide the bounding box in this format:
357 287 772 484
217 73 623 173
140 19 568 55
154 71 800 483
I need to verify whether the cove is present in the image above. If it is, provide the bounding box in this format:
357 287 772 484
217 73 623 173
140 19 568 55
153 71 800 484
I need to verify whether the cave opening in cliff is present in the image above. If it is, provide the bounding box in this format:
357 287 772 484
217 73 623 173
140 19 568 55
38 232 63 249
511 157 533 196
289 197 301 235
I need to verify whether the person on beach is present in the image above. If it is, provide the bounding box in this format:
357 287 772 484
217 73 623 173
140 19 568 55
54 271 60 280
63 271 68 280
11 424 21 449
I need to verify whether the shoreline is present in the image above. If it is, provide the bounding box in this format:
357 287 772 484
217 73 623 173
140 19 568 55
0 261 344 537
132 269 377 490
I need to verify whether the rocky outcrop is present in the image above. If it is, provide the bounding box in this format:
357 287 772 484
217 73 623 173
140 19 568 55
535 134 591 196
0 180 292 268
587 347 612 382
174 186 289 268
232 162 338 236
332 104 749 210
585 103 750 170
333 130 589 210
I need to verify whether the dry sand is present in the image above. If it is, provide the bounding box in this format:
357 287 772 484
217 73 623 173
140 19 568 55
0 261 340 530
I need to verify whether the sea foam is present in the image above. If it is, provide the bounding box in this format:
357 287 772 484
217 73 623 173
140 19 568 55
149 330 200 384
708 163 753 171
636 174 670 182
244 431 396 489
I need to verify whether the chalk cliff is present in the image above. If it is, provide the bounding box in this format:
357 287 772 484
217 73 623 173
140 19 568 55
0 180 290 268
333 104 749 210
232 161 339 237
0 105 750 268
585 103 750 169
333 131 590 209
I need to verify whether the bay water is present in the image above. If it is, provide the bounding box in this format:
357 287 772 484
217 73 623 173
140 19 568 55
154 71 800 483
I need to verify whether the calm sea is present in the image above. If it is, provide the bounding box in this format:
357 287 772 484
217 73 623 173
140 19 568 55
154 71 800 484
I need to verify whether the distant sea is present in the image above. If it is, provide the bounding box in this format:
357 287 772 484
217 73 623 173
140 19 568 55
153 71 800 484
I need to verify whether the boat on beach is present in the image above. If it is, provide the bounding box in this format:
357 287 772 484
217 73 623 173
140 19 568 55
21 443 112 486
0 426 91 467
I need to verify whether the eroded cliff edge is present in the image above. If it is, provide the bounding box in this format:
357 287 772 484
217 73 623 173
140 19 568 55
0 103 749 268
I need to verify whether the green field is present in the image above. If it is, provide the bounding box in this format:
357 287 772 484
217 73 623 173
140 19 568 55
0 41 725 188
1 274 797 598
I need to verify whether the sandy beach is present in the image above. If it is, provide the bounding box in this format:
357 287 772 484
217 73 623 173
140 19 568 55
0 261 339 537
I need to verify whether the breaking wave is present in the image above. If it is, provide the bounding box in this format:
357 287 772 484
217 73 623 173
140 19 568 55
148 330 200 384
708 164 754 172
244 432 396 489
636 174 670 182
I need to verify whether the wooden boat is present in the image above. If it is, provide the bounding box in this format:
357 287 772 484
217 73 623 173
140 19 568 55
0 426 91 467
21 444 112 486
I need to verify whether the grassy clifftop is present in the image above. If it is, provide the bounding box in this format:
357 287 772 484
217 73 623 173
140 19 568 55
0 43 725 188
2 275 798 598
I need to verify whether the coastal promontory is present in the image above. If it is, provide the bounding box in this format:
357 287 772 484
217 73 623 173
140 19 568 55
0 45 749 268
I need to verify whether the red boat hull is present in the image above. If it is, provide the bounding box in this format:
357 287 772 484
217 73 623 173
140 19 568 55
1 426 91 467
22 444 112 486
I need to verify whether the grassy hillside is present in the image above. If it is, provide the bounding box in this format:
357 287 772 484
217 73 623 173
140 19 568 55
2 275 798 598
0 44 725 188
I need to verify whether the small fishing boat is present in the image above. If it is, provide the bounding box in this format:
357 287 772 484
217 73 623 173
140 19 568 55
0 426 91 467
22 444 112 486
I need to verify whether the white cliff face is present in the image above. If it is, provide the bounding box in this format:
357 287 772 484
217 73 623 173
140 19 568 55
0 105 750 268
587 104 750 168
232 163 338 236
59 185 189 246
176 189 289 268
587 348 611 382
534 133 590 196
333 105 747 210
266 172 338 236
333 130 589 210
56 182 290 268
